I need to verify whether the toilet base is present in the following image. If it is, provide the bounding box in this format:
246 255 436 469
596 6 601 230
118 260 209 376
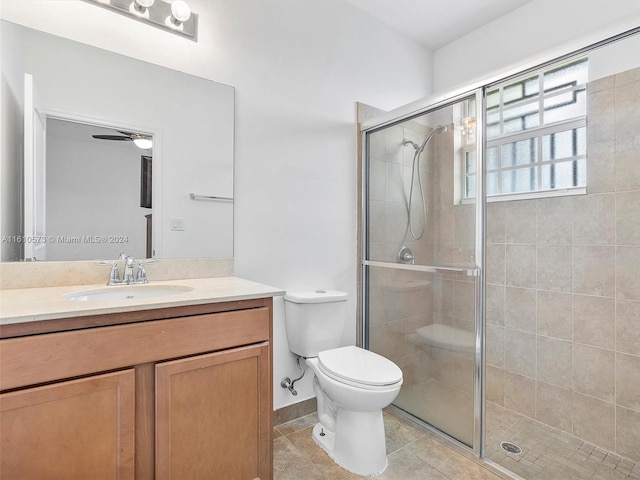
311 409 388 476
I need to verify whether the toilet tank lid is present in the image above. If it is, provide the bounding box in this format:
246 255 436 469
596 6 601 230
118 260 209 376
284 290 348 304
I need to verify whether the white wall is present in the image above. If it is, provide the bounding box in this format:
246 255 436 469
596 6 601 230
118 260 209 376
433 0 640 92
0 20 25 261
0 0 433 409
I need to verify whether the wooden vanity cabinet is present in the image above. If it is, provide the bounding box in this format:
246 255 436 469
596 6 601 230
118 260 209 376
0 297 273 480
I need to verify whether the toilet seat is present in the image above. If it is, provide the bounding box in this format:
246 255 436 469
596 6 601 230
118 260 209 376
317 346 402 390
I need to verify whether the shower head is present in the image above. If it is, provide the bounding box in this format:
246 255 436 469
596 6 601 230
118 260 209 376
417 124 447 152
402 124 447 152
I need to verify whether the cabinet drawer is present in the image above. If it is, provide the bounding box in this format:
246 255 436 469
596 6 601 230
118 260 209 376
0 307 270 391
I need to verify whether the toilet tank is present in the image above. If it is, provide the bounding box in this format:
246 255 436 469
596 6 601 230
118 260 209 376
284 290 348 357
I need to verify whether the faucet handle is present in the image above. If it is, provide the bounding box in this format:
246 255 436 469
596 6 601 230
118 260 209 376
135 259 156 284
97 261 121 285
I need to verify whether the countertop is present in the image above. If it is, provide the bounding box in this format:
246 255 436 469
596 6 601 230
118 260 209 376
0 277 285 326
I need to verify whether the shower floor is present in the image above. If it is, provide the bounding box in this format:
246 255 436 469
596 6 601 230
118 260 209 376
485 403 640 480
391 378 640 479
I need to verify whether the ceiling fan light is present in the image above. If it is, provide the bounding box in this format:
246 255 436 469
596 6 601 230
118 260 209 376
133 136 153 150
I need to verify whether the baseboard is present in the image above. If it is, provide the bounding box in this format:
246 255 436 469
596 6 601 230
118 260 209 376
274 397 317 426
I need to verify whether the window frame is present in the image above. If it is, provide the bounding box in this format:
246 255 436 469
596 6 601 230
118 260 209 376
463 58 588 202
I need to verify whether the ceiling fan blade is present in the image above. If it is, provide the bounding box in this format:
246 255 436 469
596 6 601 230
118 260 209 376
92 135 132 141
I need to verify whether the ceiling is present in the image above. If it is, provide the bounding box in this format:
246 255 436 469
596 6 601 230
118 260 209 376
346 0 533 50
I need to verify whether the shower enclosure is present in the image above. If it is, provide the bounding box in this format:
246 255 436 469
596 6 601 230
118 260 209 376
362 92 484 450
361 26 640 480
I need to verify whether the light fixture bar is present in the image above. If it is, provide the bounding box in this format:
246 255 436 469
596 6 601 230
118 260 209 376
82 0 198 41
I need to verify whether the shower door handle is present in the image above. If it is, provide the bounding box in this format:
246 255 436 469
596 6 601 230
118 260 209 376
364 260 479 277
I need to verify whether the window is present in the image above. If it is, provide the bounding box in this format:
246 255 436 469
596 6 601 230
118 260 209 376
464 58 588 200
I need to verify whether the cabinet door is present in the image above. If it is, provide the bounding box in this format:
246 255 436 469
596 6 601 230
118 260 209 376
156 343 271 480
0 369 135 479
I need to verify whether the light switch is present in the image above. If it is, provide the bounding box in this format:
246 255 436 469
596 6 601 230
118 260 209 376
171 218 185 231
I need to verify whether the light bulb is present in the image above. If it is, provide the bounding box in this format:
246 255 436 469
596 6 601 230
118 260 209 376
129 0 154 17
166 0 191 29
171 1 191 22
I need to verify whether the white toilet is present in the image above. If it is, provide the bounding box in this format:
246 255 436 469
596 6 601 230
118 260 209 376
284 290 403 476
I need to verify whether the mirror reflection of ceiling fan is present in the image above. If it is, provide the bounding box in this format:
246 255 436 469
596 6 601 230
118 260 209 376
92 130 153 150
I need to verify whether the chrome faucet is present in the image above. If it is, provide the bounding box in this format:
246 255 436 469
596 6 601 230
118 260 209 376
99 253 156 285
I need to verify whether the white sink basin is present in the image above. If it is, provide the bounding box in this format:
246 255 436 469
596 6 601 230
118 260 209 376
64 285 193 301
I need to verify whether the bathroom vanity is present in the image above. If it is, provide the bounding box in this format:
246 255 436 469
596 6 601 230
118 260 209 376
0 277 283 480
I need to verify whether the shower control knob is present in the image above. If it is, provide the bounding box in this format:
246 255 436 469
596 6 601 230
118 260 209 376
397 246 415 264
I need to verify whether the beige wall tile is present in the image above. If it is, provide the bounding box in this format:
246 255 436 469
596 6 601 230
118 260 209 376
486 366 504 406
587 140 616 194
486 244 505 286
506 245 536 288
537 336 572 388
486 284 505 326
572 392 615 451
537 245 572 292
505 200 536 244
573 246 615 297
537 290 572 340
615 66 640 86
432 278 454 317
369 159 386 202
486 325 505 368
615 78 640 141
617 300 640 356
616 352 640 412
487 202 505 245
616 406 640 463
504 372 535 418
573 194 615 245
505 287 536 333
588 86 615 143
434 206 454 245
536 381 572 432
616 191 640 245
616 136 640 192
453 204 476 248
573 294 615 350
573 344 615 402
505 329 536 377
588 75 615 94
453 280 475 322
616 246 640 300
536 196 573 244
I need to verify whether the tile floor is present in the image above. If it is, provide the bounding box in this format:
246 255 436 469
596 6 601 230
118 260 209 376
485 403 640 480
274 407 640 480
273 412 507 480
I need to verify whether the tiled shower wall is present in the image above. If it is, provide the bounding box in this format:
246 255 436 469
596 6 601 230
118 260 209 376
485 66 640 463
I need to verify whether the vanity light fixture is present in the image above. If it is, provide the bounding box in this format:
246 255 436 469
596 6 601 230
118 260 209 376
82 0 198 40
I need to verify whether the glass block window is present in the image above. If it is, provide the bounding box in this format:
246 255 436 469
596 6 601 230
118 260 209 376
464 58 587 199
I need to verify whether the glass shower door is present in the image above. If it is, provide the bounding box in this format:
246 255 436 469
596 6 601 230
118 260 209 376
363 93 482 449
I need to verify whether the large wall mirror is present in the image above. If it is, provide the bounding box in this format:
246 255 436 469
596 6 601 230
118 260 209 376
1 20 234 262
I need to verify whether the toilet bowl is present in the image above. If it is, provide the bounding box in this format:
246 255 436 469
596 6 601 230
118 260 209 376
284 291 403 476
306 346 402 475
